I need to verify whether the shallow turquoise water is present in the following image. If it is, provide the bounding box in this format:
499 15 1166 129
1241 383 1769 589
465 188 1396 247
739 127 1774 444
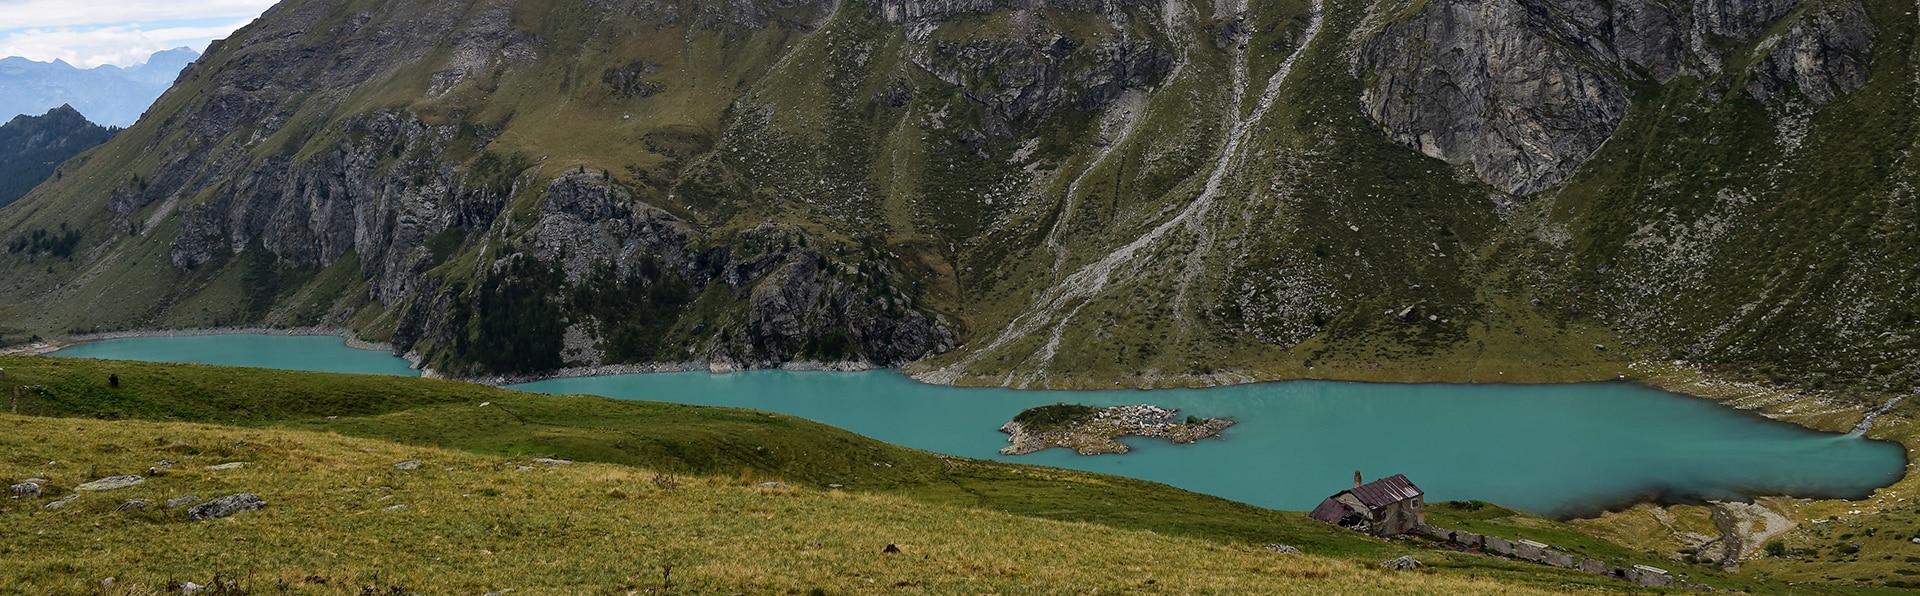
51 334 1906 516
50 335 422 377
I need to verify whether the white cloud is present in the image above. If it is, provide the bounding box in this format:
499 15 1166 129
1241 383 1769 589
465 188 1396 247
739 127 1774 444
0 0 276 67
0 20 250 67
0 0 279 30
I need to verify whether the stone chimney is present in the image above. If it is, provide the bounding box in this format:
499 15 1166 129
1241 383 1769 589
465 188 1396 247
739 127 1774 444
1353 470 1363 488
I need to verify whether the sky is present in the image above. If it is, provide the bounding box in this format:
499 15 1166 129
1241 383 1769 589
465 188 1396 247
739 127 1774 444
0 0 278 68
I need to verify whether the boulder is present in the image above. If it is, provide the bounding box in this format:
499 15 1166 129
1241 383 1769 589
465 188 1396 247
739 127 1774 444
1485 536 1515 555
116 499 151 511
1543 549 1577 568
1381 555 1421 571
9 481 41 498
205 462 248 471
1264 544 1303 554
1629 564 1675 587
532 458 572 466
44 494 79 510
1514 539 1547 562
187 494 266 520
394 460 423 470
163 495 201 509
76 475 145 491
1451 530 1484 548
1579 558 1608 574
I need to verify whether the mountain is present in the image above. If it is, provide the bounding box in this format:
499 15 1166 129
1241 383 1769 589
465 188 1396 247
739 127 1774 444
0 105 115 209
0 0 1912 394
0 48 202 127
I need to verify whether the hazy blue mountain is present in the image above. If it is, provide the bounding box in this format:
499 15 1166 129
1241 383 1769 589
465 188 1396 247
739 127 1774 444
0 48 201 127
0 105 115 208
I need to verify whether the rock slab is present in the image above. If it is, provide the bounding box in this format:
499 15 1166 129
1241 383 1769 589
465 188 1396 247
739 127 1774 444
76 475 145 491
188 494 266 520
163 495 201 509
9 481 41 498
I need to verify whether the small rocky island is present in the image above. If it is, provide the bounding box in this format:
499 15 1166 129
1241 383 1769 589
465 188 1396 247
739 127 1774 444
1000 404 1235 456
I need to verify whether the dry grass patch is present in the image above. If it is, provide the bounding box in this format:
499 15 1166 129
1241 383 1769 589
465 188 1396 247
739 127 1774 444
1 414 1565 595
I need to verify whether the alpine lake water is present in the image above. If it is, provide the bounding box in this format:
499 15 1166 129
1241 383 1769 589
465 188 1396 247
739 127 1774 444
50 334 1907 517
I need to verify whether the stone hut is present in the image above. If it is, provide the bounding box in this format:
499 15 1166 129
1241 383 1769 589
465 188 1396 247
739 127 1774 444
1309 472 1425 537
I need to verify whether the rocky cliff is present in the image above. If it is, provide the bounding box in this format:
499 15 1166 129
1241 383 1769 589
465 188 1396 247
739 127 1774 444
0 105 114 209
0 0 1914 394
1359 0 1877 195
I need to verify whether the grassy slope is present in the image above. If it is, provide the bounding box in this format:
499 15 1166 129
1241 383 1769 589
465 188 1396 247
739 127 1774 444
0 355 1756 593
2 414 1564 595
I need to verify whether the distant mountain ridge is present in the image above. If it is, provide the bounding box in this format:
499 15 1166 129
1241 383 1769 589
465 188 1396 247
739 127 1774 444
0 105 114 209
0 48 201 127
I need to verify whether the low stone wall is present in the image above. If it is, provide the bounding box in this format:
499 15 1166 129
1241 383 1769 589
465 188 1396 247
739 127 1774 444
1419 525 1676 588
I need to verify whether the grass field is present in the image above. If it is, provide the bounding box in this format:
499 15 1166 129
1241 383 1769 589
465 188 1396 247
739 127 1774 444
0 355 1775 593
2 413 1579 595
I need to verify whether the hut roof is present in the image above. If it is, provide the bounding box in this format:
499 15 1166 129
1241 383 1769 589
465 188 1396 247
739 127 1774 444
1308 497 1353 524
1349 474 1423 509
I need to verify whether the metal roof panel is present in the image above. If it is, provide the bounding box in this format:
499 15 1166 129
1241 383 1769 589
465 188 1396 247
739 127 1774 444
1349 474 1423 508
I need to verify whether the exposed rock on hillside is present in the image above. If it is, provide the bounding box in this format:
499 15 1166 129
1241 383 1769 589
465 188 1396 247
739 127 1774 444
1360 0 1630 195
1745 0 1877 104
1359 0 1876 194
0 106 115 209
0 0 1914 394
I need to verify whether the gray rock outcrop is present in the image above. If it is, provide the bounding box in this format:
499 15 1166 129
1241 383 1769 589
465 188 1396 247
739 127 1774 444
163 495 201 509
76 475 145 491
1745 0 1876 104
1360 0 1630 195
872 0 1151 23
9 481 40 498
1359 0 1876 194
187 493 266 520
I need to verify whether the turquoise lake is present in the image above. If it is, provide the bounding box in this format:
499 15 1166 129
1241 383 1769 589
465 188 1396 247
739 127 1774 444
50 335 423 377
52 334 1908 517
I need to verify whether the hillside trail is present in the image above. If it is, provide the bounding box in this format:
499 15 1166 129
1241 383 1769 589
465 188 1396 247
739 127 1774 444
921 0 1325 386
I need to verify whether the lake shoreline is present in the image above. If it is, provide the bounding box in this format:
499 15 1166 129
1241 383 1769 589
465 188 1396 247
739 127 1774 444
21 327 1910 415
19 328 1909 437
21 329 1913 529
2 326 396 358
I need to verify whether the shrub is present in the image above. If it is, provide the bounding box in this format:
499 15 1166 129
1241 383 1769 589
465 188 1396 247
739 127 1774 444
1012 403 1100 430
